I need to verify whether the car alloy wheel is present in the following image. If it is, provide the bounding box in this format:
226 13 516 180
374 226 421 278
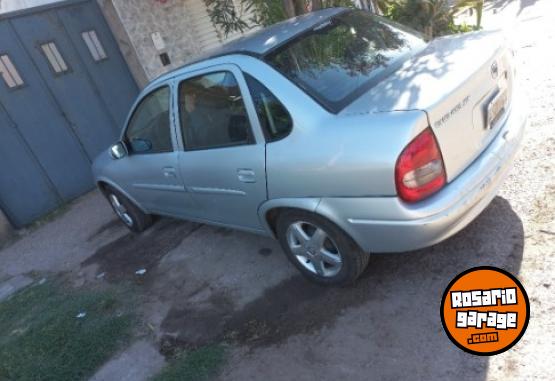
285 221 343 277
108 193 134 227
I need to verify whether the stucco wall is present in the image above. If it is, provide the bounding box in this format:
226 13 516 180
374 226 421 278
97 0 150 88
111 0 204 80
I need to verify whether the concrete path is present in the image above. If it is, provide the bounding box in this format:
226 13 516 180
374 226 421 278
90 340 165 381
0 191 124 280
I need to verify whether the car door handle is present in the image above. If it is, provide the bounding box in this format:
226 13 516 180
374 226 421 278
237 169 256 183
163 167 177 178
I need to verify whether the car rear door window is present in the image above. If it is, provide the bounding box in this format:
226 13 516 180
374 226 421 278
125 86 172 154
178 71 254 150
244 73 292 142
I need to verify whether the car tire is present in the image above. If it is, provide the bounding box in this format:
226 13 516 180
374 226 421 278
276 210 370 286
103 185 152 233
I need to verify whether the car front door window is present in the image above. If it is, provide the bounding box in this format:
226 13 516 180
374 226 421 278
125 86 172 154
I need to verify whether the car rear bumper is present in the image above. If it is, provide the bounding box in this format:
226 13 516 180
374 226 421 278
316 95 527 253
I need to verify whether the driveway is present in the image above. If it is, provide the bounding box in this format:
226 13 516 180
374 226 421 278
1 1 554 380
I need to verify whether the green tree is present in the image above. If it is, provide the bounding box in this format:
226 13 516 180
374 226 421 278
204 0 357 37
204 0 484 40
379 0 484 39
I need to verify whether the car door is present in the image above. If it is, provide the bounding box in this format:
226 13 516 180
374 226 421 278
175 65 267 231
115 85 194 216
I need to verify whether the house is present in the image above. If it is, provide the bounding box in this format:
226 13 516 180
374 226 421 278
101 0 375 87
0 0 371 230
99 0 253 87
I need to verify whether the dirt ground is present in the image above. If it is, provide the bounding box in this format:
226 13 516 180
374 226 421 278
0 1 553 380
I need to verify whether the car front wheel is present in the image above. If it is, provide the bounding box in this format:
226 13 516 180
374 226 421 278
276 211 370 285
103 186 152 233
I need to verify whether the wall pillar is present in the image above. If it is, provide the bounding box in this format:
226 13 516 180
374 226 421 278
96 0 149 88
0 209 14 248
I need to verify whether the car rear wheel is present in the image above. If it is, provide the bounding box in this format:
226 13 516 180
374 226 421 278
276 210 370 285
103 185 152 233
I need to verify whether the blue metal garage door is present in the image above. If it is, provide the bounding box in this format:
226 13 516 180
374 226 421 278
0 0 138 227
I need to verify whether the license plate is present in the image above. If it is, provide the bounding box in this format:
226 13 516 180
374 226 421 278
486 89 508 129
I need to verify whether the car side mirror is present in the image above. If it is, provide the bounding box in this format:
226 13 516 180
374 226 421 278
110 141 127 160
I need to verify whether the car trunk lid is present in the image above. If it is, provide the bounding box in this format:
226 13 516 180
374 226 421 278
343 30 514 181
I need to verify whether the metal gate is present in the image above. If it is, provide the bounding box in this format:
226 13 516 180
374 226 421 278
0 0 138 227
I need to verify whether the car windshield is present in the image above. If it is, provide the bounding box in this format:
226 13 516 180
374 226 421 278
264 10 426 112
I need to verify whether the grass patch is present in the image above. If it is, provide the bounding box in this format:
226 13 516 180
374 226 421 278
151 345 226 381
0 280 133 381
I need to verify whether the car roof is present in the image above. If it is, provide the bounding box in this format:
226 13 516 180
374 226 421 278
151 7 348 86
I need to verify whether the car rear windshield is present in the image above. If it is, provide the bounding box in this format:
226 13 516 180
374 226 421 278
264 10 426 112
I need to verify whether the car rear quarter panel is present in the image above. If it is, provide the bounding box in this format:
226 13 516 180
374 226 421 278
265 110 429 199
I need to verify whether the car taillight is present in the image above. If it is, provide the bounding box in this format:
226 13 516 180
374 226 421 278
395 128 446 203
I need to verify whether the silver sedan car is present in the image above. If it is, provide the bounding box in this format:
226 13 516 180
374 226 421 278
93 8 526 285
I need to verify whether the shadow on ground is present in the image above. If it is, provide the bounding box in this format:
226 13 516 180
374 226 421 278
159 197 523 380
80 196 524 380
83 218 202 282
